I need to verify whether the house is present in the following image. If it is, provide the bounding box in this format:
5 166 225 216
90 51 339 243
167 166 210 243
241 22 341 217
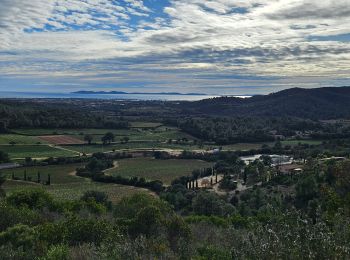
320 157 346 162
278 164 303 175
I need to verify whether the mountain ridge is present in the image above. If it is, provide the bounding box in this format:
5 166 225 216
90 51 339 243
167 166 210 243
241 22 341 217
187 86 350 119
72 90 207 96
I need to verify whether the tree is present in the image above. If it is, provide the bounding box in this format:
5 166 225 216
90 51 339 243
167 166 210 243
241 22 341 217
6 189 54 209
84 135 93 145
25 157 32 166
46 174 51 185
0 174 5 187
0 151 9 163
81 190 111 209
296 176 318 203
121 136 129 144
102 132 115 145
130 206 164 237
192 192 234 217
260 155 272 166
0 173 6 197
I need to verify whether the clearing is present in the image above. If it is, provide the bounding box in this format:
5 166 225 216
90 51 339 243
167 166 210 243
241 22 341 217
105 157 213 185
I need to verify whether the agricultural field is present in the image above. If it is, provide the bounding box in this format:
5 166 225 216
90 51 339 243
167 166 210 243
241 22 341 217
129 122 163 128
2 163 152 203
12 127 196 143
0 145 78 159
38 135 84 145
0 164 85 184
281 139 324 146
64 141 269 155
63 142 198 154
46 182 152 203
105 157 213 184
0 134 45 144
6 126 275 159
221 142 271 151
12 128 132 136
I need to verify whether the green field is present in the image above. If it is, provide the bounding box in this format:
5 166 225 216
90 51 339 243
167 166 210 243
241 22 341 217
281 140 323 146
64 141 269 154
221 142 271 151
106 157 213 184
63 142 203 154
0 134 45 144
0 164 84 184
12 127 195 144
12 128 132 136
4 127 305 159
0 145 77 159
3 180 151 203
2 163 152 203
129 122 163 128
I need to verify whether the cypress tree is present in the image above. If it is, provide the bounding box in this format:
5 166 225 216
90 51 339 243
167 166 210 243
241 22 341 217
47 174 51 185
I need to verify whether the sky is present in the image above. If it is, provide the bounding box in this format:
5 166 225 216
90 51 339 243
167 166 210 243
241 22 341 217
0 0 350 95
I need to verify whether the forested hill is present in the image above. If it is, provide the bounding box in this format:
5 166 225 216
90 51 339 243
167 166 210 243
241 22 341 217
186 87 350 119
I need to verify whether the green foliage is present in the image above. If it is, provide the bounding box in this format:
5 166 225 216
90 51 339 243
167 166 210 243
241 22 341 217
85 157 111 173
81 190 112 209
185 215 229 227
296 175 318 204
115 193 171 219
6 189 56 210
0 201 42 232
196 245 232 260
0 224 38 251
102 132 115 145
84 134 93 144
192 192 234 217
62 216 112 246
129 206 164 237
41 244 69 260
0 151 9 163
219 175 237 190
0 173 6 186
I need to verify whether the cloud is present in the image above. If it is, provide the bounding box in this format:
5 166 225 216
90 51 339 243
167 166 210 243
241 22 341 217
265 0 350 20
0 0 350 94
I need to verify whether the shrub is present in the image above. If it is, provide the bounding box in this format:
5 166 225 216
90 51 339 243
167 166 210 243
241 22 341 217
6 189 55 210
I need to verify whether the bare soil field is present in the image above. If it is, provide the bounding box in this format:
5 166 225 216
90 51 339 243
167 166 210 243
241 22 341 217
39 135 84 145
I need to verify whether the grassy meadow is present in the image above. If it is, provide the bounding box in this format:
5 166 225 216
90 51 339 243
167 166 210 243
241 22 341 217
0 134 45 144
2 163 152 203
105 157 213 184
0 163 84 184
281 140 324 146
0 144 77 159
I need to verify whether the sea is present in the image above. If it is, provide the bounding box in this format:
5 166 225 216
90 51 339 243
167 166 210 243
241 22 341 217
0 91 251 101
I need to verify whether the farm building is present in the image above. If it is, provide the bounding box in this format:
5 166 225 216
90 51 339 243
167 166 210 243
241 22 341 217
278 164 303 175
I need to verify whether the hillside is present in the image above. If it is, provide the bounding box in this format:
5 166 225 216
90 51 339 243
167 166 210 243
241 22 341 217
187 87 350 119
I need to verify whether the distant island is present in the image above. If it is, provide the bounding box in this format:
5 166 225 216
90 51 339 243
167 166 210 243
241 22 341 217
72 90 208 96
